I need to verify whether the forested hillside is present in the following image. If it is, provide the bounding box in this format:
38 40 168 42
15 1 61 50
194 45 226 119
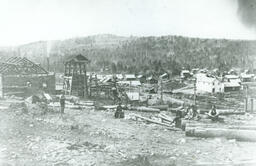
0 34 255 76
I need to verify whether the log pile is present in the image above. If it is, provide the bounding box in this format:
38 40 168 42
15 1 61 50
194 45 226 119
132 114 180 131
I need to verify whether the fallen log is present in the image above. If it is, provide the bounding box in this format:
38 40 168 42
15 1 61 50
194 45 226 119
133 114 180 131
199 109 245 115
79 101 95 106
149 105 168 110
194 160 256 166
131 106 160 113
97 105 117 110
186 124 256 131
186 128 256 142
168 106 183 113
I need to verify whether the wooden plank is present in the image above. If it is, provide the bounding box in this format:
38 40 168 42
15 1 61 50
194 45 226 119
158 113 173 123
133 114 180 131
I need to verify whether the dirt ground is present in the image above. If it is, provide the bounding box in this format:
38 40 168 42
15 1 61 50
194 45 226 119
1 99 256 166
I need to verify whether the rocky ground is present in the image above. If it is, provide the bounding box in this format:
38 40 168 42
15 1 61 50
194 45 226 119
0 99 256 166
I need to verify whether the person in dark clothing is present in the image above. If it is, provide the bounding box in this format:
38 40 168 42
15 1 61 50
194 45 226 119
112 87 119 104
115 102 124 118
171 110 182 128
208 105 219 121
60 94 66 114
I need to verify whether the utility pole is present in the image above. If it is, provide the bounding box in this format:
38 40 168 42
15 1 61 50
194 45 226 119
245 85 248 112
160 79 163 104
193 77 197 105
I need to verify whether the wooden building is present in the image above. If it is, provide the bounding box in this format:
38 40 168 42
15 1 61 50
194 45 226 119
63 54 89 97
0 57 55 98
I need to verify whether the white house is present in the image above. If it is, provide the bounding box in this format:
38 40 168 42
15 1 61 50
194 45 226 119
115 74 124 80
117 80 141 87
222 82 240 92
196 73 222 93
224 75 241 84
180 70 191 79
124 74 137 81
196 73 241 93
240 73 255 82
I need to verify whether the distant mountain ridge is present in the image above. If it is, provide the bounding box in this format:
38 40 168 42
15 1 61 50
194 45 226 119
0 34 255 75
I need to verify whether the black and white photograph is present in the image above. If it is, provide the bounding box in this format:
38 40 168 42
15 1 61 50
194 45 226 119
0 0 256 165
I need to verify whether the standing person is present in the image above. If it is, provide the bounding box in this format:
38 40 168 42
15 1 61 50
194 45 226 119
60 93 66 114
171 110 182 128
115 101 124 118
112 87 119 104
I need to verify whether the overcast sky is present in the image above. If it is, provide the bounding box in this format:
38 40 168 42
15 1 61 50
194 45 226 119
0 0 255 46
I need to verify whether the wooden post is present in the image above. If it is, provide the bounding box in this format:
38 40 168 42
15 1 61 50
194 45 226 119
251 98 254 113
0 74 3 98
89 74 92 97
68 62 71 76
244 98 248 112
47 57 50 71
83 64 88 98
194 77 197 105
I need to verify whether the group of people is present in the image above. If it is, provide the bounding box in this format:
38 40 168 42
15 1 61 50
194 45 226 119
184 104 200 120
171 104 220 129
58 91 219 125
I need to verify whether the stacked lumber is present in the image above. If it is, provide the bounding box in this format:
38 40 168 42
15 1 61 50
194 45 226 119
133 114 180 131
49 101 95 110
158 113 173 123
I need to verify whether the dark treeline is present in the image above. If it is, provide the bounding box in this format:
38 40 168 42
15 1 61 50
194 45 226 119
0 35 255 76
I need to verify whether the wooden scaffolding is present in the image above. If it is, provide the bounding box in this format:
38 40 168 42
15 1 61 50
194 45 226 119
63 54 89 97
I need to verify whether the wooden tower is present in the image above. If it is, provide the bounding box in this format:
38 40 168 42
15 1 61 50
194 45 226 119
63 54 89 97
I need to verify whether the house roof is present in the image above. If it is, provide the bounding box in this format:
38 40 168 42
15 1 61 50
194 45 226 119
181 70 190 73
115 74 123 79
64 54 89 63
223 82 241 87
126 92 139 101
224 75 239 79
117 80 141 86
241 73 254 78
0 57 48 75
125 74 136 79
